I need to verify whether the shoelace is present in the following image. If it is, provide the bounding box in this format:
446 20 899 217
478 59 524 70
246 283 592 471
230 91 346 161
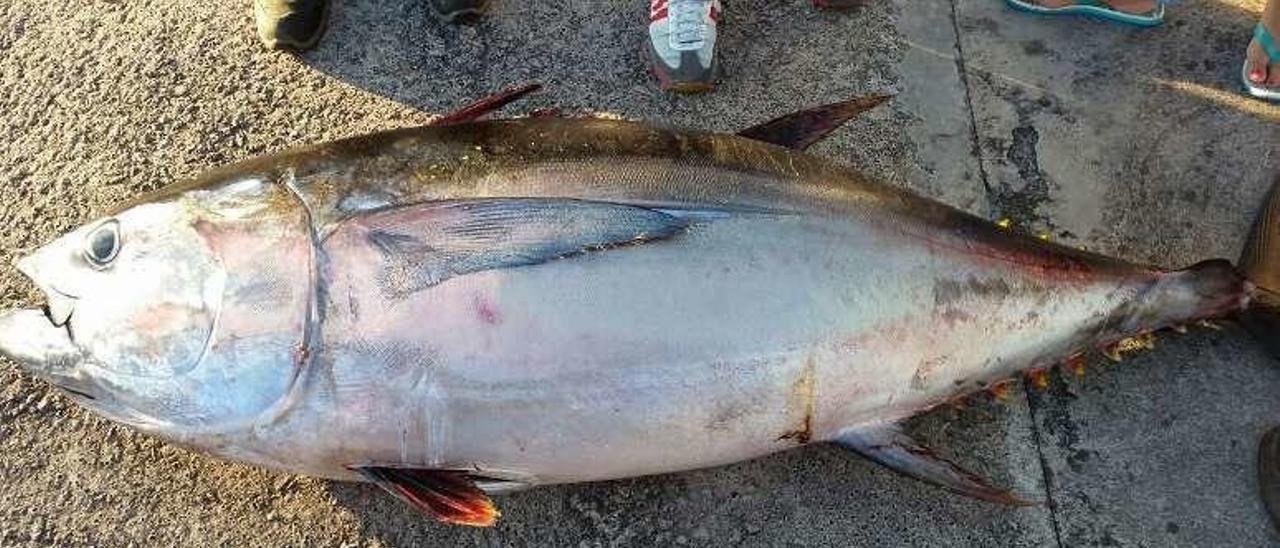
669 0 710 51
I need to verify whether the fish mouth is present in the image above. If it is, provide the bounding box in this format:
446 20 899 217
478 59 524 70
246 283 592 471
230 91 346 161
0 308 100 403
2 257 111 407
15 256 78 327
0 309 85 374
1 258 85 375
37 286 77 327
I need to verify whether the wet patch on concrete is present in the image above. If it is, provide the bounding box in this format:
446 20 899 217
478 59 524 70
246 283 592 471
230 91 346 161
970 69 1068 233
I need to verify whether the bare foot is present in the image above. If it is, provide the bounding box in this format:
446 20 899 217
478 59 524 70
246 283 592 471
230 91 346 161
1246 2 1280 88
1030 0 1157 14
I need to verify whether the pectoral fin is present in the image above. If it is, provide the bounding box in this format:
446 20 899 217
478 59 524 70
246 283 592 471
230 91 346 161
356 198 689 297
431 83 542 126
833 425 1030 506
352 466 501 527
737 95 891 150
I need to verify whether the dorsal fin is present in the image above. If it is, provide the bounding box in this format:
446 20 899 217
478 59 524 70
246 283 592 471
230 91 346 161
833 424 1031 505
431 83 542 126
737 95 891 150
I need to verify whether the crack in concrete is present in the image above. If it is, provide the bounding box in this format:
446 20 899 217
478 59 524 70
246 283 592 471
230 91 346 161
1023 380 1065 548
946 0 994 203
945 1 1062 546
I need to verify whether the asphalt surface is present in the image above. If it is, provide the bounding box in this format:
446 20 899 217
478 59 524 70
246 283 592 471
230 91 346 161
0 0 1277 546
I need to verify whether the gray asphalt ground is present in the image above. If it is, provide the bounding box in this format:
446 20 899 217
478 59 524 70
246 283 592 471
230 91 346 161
0 0 1278 546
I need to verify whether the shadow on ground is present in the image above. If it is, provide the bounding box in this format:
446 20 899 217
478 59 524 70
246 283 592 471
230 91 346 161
296 0 902 127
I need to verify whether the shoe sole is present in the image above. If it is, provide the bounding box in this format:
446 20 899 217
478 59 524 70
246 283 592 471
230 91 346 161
1003 0 1164 27
663 80 716 94
645 43 716 94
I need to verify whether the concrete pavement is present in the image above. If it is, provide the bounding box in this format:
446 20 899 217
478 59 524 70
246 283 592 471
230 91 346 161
0 0 1277 545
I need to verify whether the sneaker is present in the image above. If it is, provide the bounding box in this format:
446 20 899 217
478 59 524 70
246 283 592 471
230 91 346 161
431 0 491 23
253 0 330 51
647 0 721 93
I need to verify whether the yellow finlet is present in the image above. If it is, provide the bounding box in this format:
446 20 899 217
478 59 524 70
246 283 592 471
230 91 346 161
989 378 1016 400
1103 345 1123 362
1104 332 1157 362
1027 368 1049 390
1064 355 1086 377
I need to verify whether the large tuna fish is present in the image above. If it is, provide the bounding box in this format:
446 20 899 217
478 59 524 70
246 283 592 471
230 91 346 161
1 86 1276 526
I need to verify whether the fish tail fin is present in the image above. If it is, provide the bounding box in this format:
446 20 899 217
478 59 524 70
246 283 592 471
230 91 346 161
1239 176 1280 357
1241 175 1280 293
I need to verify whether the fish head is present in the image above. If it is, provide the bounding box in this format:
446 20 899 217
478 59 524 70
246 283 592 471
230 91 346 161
0 176 314 436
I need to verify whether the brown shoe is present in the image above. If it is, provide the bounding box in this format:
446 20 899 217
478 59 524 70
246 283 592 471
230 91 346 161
254 0 330 51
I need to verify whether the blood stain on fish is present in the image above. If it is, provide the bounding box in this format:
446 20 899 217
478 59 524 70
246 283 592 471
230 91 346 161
779 357 817 444
472 294 501 325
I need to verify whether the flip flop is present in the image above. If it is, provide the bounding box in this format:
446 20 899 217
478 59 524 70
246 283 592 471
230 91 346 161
1243 22 1280 102
1004 0 1165 27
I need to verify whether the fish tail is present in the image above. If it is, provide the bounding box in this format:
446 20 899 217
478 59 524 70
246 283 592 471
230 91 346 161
1239 175 1280 357
1241 175 1280 294
1143 259 1251 326
1240 287 1280 359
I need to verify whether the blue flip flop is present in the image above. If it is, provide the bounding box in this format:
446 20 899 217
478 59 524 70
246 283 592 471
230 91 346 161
1243 22 1280 102
1004 0 1165 27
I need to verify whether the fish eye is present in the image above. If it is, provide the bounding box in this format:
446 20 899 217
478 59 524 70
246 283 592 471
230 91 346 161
83 220 121 268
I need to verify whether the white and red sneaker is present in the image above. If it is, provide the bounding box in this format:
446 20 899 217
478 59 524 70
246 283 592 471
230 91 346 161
647 0 722 93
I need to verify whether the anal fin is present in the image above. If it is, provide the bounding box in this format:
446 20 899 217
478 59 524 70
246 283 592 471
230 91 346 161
352 466 501 527
833 425 1031 506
